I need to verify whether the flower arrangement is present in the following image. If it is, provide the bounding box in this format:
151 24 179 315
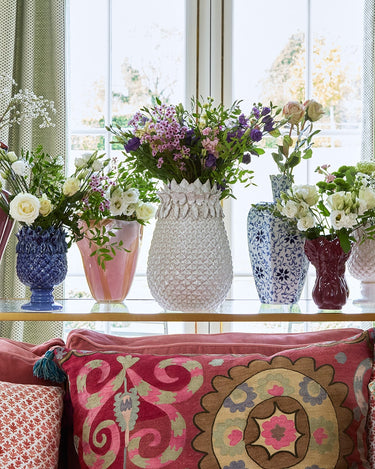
74 156 159 268
79 156 158 226
275 162 375 252
0 74 56 130
0 145 109 247
107 97 281 199
271 99 324 181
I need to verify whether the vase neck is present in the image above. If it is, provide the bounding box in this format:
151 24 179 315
270 175 292 201
157 179 223 220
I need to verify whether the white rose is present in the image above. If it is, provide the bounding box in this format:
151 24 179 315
304 99 324 122
359 187 375 211
282 101 305 125
110 194 126 216
6 151 18 163
11 160 27 176
9 193 40 225
39 195 53 217
327 191 353 211
297 214 315 231
136 202 156 221
281 200 298 218
331 210 357 230
123 188 140 204
63 177 80 196
75 152 91 169
122 203 138 217
91 159 103 171
293 185 319 206
74 157 86 169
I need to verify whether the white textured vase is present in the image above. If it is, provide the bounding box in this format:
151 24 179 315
347 226 375 304
147 179 233 312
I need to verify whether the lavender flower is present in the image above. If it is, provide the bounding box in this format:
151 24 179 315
242 152 251 164
205 153 217 168
250 128 262 142
252 106 260 119
238 114 248 126
262 115 275 132
125 137 141 152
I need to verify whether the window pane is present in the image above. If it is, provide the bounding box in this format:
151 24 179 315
67 0 187 304
69 0 108 129
231 0 363 298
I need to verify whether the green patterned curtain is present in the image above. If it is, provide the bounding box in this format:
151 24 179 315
362 0 375 161
0 0 66 343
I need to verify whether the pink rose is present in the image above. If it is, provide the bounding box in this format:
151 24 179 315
282 101 305 125
304 99 324 122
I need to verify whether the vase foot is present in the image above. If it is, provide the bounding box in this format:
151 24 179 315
21 287 62 311
21 300 63 311
353 282 375 305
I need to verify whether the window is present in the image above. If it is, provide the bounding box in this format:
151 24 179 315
66 0 365 331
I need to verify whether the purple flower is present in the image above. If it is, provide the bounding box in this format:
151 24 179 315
242 152 251 164
262 115 274 132
205 153 217 168
252 106 260 119
226 130 236 143
238 113 248 126
250 128 262 142
124 137 141 152
216 179 226 192
261 107 271 116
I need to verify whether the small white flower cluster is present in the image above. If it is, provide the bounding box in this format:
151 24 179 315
0 75 56 130
277 178 375 236
109 187 155 222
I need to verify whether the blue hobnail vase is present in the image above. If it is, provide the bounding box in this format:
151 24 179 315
16 225 68 311
247 174 309 304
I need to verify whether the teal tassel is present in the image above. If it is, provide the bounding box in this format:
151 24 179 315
33 349 66 383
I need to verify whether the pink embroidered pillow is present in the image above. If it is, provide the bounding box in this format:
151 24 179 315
66 327 364 355
0 381 64 468
368 380 375 469
55 329 373 469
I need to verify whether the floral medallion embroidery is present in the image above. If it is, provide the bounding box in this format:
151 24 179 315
193 356 352 469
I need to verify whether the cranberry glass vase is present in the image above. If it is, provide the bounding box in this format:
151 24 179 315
77 219 142 302
304 236 351 310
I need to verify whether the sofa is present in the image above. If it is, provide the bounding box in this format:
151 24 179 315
1 326 375 469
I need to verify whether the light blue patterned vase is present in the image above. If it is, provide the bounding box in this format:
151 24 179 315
247 174 309 304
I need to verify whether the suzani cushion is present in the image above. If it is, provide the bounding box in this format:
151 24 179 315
0 380 64 468
53 329 373 469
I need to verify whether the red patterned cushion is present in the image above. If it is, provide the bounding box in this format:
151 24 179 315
0 381 64 468
66 327 364 355
368 380 375 469
54 330 373 469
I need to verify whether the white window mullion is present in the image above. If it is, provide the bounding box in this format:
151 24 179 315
305 0 313 99
185 0 198 102
105 0 113 157
197 0 212 98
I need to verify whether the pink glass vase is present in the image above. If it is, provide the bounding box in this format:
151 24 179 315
77 219 142 302
304 236 351 310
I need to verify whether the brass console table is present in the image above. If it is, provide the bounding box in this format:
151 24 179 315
0 298 373 323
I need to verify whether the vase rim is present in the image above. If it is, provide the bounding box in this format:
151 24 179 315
165 178 219 194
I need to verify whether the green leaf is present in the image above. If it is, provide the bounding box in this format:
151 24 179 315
337 230 352 253
302 148 313 160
